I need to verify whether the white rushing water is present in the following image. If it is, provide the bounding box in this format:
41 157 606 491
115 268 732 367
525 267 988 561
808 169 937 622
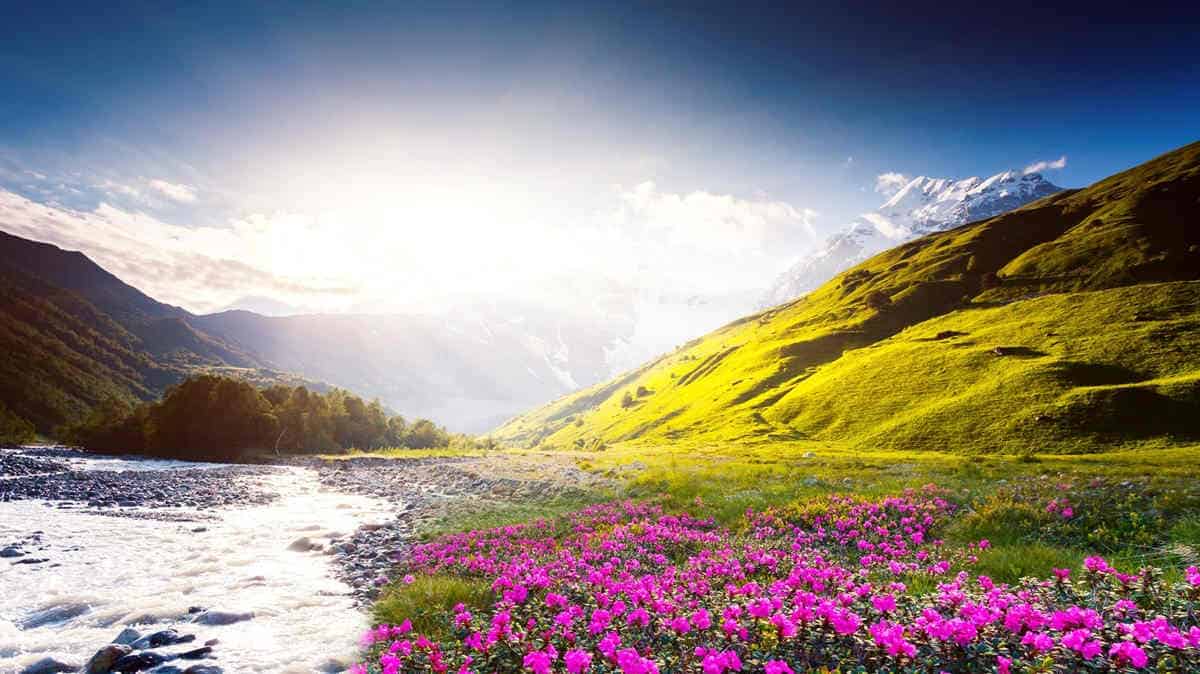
0 452 396 673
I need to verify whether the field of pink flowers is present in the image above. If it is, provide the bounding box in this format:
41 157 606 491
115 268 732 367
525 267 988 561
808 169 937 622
356 488 1200 673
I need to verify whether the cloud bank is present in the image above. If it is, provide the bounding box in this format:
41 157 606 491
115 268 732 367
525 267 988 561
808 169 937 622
147 179 198 203
0 178 819 327
874 172 909 196
1024 156 1067 174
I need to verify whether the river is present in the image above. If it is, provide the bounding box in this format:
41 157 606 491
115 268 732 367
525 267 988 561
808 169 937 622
0 448 397 673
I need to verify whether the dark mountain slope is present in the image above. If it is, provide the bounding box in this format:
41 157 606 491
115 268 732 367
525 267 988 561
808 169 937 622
0 260 165 431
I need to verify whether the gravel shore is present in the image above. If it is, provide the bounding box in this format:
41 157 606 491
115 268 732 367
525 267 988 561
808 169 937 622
292 453 611 602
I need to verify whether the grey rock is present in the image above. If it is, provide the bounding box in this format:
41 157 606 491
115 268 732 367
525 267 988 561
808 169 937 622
19 658 77 674
183 667 222 674
191 610 253 626
113 628 142 645
131 629 193 650
112 651 169 672
18 602 90 629
287 536 316 552
175 647 212 660
85 644 132 673
0 546 24 557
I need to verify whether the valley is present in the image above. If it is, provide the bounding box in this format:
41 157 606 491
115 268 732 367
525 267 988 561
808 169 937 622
1 5 1198 669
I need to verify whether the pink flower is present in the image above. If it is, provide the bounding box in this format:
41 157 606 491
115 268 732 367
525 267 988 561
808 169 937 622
871 594 896 613
1109 641 1148 668
996 655 1011 674
1021 631 1054 653
523 651 553 674
565 649 593 673
626 607 650 627
588 609 612 635
402 574 416 584
829 609 861 635
763 661 793 674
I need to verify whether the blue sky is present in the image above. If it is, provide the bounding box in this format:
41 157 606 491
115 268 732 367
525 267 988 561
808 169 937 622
1 1 1198 320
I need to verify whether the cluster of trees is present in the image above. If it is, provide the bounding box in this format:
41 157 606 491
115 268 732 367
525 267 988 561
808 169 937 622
0 402 36 445
63 374 472 461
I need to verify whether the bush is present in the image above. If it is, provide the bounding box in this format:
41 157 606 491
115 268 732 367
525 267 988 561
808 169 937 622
864 290 892 311
0 402 35 445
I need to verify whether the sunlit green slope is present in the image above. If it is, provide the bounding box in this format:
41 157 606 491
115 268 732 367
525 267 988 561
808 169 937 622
495 141 1200 453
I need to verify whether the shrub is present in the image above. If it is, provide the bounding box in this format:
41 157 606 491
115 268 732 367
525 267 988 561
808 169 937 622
0 402 36 445
865 290 893 311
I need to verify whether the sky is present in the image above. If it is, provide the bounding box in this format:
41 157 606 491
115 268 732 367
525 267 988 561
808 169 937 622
1 1 1198 322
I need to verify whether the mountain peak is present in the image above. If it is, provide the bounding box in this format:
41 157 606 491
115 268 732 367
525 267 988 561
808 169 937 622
762 165 1062 306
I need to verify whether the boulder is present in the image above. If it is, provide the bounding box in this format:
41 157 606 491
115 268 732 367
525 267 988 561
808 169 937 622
191 610 253 626
131 630 193 650
19 658 77 674
112 628 142 645
175 647 212 660
112 651 169 673
85 644 132 673
17 602 90 629
287 537 317 552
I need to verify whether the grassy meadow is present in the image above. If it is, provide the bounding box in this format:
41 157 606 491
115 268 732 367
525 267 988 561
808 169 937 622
369 439 1200 632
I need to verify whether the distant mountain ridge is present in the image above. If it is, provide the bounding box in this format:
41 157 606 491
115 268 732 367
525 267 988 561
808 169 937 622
0 230 619 434
762 170 1061 306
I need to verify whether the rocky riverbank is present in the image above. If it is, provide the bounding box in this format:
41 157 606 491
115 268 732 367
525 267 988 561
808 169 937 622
0 452 68 477
0 448 280 512
292 453 612 602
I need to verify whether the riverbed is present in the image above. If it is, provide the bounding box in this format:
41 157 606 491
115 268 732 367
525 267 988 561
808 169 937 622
0 448 395 673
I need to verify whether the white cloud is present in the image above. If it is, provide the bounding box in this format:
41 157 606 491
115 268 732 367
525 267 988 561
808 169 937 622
874 172 908 196
1023 156 1067 175
610 181 817 257
0 179 819 354
0 189 348 313
98 179 142 200
147 179 198 203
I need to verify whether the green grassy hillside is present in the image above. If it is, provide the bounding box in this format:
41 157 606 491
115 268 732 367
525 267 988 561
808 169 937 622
495 140 1200 454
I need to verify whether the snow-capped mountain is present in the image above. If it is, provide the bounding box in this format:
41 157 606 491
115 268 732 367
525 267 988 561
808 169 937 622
762 170 1061 306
